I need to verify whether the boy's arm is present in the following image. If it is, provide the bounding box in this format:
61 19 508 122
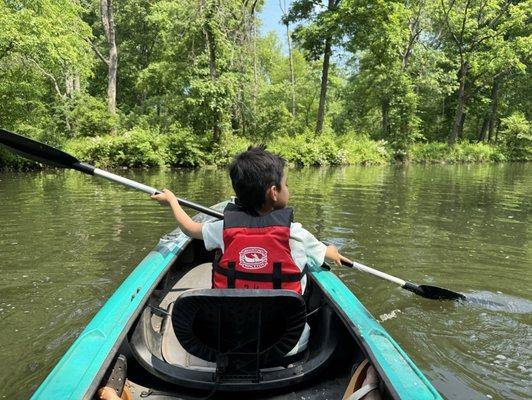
293 223 343 267
151 189 203 240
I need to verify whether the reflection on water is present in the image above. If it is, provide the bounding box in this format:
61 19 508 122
0 163 530 399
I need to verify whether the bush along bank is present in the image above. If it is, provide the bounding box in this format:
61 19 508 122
1 127 527 170
408 142 507 163
63 130 392 168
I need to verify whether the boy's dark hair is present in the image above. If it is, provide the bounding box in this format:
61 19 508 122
229 146 285 212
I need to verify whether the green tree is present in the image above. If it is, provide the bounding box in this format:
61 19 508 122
141 0 252 141
339 0 432 151
1 0 530 166
436 0 530 144
0 0 93 136
285 0 343 134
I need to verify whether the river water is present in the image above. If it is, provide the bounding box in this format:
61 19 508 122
0 164 530 399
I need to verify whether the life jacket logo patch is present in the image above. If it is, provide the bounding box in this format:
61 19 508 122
239 247 268 269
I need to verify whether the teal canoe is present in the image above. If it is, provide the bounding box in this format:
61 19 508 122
31 202 443 400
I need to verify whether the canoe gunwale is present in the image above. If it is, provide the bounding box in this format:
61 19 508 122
80 249 186 400
309 272 403 400
308 268 443 400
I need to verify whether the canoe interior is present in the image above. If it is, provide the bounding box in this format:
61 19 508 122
96 239 390 400
30 201 441 400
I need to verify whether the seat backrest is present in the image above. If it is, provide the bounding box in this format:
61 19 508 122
172 289 306 373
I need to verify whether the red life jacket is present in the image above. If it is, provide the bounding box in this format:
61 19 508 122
213 203 307 294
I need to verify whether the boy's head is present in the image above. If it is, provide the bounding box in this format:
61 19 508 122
229 147 289 213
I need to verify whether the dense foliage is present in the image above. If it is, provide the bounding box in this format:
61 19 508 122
1 0 530 169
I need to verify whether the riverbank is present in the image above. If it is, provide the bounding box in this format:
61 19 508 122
1 127 528 170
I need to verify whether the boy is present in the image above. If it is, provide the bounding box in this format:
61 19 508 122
151 147 342 292
98 149 345 400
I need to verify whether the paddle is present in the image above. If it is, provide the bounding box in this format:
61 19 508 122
0 128 475 303
340 257 465 301
341 257 502 305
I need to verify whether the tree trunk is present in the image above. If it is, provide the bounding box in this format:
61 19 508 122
65 71 81 99
448 61 469 145
231 104 240 132
280 0 295 121
315 36 332 134
101 0 117 117
252 16 258 111
286 22 296 119
204 8 221 143
487 78 500 142
381 98 390 136
74 74 81 92
315 0 336 134
479 77 500 142
65 75 74 98
494 117 500 142
459 111 466 139
479 116 489 142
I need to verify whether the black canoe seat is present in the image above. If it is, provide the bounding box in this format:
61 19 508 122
171 289 307 380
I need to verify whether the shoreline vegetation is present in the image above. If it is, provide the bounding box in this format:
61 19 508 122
1 1 530 170
0 127 523 170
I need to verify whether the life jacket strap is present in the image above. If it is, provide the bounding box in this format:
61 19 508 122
227 261 236 288
213 262 307 284
273 262 282 289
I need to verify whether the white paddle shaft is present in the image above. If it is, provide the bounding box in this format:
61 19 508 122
350 260 406 287
94 168 158 195
93 168 224 218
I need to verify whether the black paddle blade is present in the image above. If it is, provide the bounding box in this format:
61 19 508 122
403 281 466 301
418 285 466 301
0 128 79 168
